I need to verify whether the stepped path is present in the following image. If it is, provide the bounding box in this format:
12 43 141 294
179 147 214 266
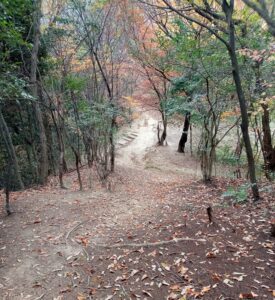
0 111 274 300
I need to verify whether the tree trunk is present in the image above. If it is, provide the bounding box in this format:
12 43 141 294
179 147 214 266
110 118 116 172
73 149 83 191
0 109 24 190
223 0 259 200
160 121 167 145
261 103 275 172
31 0 48 185
158 113 167 146
178 112 190 153
201 115 215 182
5 187 11 215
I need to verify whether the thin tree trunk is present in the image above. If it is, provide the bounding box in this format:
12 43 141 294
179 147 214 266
50 110 66 188
31 0 48 185
159 113 167 146
160 121 167 145
5 186 11 215
110 118 116 172
73 149 83 191
223 0 259 200
178 112 190 153
261 103 275 172
0 109 24 190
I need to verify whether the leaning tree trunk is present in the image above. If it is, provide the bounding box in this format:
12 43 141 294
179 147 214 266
0 109 24 190
223 0 259 200
31 0 48 185
178 112 190 153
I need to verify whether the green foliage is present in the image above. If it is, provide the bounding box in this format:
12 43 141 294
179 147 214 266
0 74 33 104
0 0 32 65
216 145 245 166
65 75 87 93
222 184 249 204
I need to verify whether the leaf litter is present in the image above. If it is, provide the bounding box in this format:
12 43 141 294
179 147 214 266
0 137 274 299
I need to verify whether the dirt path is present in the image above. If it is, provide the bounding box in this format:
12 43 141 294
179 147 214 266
0 111 274 300
116 111 200 177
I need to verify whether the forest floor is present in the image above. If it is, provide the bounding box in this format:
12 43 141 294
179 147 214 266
0 110 275 300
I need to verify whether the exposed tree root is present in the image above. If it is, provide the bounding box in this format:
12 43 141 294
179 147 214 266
66 221 86 243
94 237 206 248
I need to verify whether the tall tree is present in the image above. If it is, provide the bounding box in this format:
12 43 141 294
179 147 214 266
31 0 48 184
139 0 260 200
0 109 24 190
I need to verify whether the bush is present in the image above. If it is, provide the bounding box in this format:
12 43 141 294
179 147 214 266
216 145 244 166
222 184 249 204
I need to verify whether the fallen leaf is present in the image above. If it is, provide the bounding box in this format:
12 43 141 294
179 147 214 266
243 235 254 242
77 294 86 300
89 288 97 295
162 280 169 286
148 250 157 257
142 290 153 298
32 282 42 288
223 279 234 287
33 219 42 224
181 285 194 296
201 285 211 294
141 274 148 281
233 275 246 282
178 266 188 276
262 242 273 249
130 269 139 277
167 292 178 300
137 247 144 254
170 284 181 291
239 292 258 299
206 251 216 258
79 237 89 247
212 273 222 282
161 262 171 271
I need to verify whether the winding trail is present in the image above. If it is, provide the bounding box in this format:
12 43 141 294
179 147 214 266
0 111 198 300
1 110 273 300
116 110 200 177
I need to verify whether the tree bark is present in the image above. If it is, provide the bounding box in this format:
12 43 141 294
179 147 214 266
73 149 83 191
110 118 116 172
5 187 11 215
178 112 190 153
223 0 259 200
160 123 167 145
261 103 275 172
31 0 48 185
158 112 167 146
0 109 24 190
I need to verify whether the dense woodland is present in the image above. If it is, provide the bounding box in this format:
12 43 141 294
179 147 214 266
0 0 274 201
0 1 275 299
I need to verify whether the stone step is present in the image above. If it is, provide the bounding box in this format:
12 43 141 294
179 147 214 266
117 141 127 146
128 133 138 138
122 137 134 142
